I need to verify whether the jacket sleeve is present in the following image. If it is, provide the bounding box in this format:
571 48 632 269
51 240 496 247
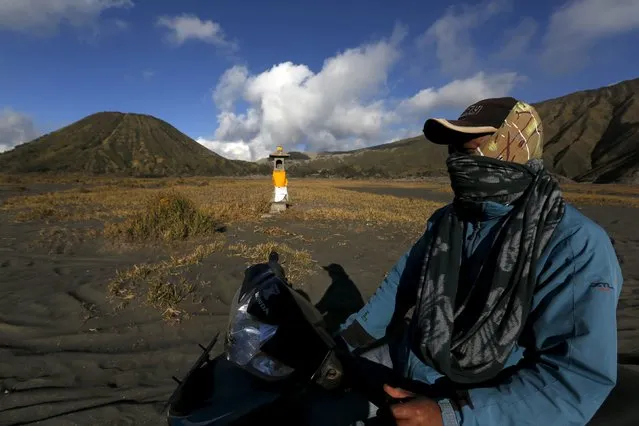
447 224 623 426
337 210 444 351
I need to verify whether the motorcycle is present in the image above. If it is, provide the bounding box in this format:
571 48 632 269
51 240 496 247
164 251 637 426
165 251 409 426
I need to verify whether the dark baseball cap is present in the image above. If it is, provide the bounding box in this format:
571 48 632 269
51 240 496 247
423 97 518 145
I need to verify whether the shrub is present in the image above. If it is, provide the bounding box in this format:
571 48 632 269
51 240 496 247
105 191 218 242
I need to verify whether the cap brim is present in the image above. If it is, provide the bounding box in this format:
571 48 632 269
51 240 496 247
424 118 498 145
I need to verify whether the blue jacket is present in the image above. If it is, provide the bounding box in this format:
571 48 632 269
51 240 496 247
340 201 623 426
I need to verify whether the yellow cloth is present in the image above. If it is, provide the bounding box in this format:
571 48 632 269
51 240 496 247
272 170 287 187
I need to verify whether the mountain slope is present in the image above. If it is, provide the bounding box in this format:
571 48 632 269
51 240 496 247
535 78 639 183
283 78 639 183
286 136 448 178
3 79 637 182
0 112 267 176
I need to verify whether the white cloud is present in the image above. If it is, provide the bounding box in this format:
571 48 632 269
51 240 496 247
199 28 403 161
113 18 129 30
417 0 508 75
97 17 130 36
399 72 521 115
142 70 155 80
198 26 521 161
541 0 639 70
499 17 538 59
196 138 253 161
0 0 133 34
0 108 40 153
156 14 236 49
213 65 249 110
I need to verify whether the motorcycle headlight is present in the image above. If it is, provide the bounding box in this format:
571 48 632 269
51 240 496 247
225 287 295 380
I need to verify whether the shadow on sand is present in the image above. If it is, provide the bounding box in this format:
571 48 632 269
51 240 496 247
314 264 366 334
293 264 365 335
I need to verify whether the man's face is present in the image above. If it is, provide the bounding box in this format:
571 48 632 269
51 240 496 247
447 133 494 157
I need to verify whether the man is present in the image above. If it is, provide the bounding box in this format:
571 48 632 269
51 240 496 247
333 97 623 425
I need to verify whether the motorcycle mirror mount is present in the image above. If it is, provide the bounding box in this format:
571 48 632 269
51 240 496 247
311 347 344 390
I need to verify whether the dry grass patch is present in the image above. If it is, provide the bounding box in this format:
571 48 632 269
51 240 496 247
310 178 639 208
0 173 88 185
0 173 171 186
228 241 316 284
2 188 142 221
104 191 219 243
146 276 196 321
254 225 296 237
108 237 225 321
286 183 443 233
0 174 24 185
253 225 316 243
322 178 451 194
15 205 71 222
0 184 28 193
562 192 639 207
31 226 99 254
561 183 639 196
1 178 272 225
4 177 635 239
2 177 442 231
317 178 639 207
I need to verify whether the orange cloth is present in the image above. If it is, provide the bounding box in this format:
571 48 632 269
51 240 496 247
272 170 288 187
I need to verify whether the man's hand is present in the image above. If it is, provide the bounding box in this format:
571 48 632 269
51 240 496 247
384 384 444 426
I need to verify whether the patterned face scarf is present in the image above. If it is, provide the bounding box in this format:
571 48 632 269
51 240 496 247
415 102 566 384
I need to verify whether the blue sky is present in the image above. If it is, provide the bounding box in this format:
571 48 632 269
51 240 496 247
1 0 638 160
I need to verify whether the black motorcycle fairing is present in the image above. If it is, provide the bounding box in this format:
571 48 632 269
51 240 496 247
248 279 338 380
168 355 303 426
233 256 342 384
167 252 351 425
166 333 220 417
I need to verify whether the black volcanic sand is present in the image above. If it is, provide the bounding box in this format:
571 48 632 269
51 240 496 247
1 184 638 425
